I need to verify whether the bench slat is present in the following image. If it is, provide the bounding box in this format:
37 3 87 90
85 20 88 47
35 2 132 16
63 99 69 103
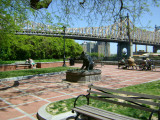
87 90 160 107
17 65 30 67
81 105 138 120
72 85 160 120
73 105 138 120
89 85 160 100
89 96 159 113
73 107 111 120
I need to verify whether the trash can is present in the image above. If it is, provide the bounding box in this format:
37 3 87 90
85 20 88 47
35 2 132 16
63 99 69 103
69 58 75 66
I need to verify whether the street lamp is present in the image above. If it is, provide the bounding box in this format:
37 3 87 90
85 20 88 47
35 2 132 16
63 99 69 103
126 13 133 58
62 26 66 67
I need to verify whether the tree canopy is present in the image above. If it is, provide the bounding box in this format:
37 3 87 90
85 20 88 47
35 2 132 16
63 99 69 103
1 0 160 29
29 0 160 25
0 35 83 60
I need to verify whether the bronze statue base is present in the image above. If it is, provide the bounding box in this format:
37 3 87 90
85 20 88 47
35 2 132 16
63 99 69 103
66 69 101 83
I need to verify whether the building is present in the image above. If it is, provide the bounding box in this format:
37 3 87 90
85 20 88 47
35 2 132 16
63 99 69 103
97 42 110 57
81 41 87 52
81 41 110 57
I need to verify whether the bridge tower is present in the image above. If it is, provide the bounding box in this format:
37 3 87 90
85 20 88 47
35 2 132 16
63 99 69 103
153 25 160 53
117 13 133 59
117 42 132 59
153 45 159 53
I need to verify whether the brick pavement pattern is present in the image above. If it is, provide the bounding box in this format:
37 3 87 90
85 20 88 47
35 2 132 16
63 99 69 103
0 64 160 120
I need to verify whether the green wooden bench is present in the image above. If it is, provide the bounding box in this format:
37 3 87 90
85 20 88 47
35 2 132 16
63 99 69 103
72 85 160 120
15 61 32 69
152 60 160 71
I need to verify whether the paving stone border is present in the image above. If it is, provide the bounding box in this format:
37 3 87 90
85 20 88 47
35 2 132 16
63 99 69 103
0 71 66 82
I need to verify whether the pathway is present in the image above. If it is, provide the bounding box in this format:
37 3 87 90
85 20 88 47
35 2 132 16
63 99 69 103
0 64 160 120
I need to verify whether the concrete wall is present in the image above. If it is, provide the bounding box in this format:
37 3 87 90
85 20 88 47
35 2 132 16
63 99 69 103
0 61 70 71
0 64 16 72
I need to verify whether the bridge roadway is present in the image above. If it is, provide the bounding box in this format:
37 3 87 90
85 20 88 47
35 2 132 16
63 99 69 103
16 30 160 46
15 18 160 46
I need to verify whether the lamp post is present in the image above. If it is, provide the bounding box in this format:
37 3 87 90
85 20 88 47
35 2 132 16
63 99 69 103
126 13 133 58
62 26 66 67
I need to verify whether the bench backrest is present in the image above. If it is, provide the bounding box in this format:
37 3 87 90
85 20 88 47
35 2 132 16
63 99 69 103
15 61 26 64
153 60 160 66
87 85 160 119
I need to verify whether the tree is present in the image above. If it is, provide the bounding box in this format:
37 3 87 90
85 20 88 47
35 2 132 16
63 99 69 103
1 0 160 30
0 0 30 57
0 0 52 59
29 0 159 25
0 35 83 60
30 0 52 9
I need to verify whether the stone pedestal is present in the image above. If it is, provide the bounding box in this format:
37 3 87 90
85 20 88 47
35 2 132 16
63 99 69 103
66 69 101 82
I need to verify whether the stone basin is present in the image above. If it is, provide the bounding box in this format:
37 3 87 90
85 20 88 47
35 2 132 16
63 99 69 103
66 69 101 82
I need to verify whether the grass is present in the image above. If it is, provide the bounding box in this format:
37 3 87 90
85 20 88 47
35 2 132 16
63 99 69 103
0 67 76 79
46 80 160 119
0 60 17 64
0 59 63 64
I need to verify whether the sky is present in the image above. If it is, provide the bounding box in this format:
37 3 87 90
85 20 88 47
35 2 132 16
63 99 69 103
73 5 160 54
45 1 160 54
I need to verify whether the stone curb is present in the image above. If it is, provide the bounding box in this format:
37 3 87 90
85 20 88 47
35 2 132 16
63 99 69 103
0 71 66 82
37 103 76 120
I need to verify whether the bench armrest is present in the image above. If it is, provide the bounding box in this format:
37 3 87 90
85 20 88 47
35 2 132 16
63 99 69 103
149 110 159 120
72 94 89 113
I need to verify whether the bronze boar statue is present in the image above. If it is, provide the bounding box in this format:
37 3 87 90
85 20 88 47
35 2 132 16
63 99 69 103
79 52 94 70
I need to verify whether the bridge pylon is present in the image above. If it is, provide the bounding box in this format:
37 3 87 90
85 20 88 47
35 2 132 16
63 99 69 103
153 45 160 53
118 13 133 60
117 42 133 60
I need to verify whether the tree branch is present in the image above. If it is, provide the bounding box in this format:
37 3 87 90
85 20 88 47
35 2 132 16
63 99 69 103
30 0 52 10
120 0 123 13
79 0 86 8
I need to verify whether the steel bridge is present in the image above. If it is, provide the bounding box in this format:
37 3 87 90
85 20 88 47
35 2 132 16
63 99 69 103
15 18 160 58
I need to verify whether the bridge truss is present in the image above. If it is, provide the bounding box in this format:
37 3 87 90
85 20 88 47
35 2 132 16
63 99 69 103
15 18 160 46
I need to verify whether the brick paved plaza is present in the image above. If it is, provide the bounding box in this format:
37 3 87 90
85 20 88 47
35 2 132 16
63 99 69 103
0 64 160 120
